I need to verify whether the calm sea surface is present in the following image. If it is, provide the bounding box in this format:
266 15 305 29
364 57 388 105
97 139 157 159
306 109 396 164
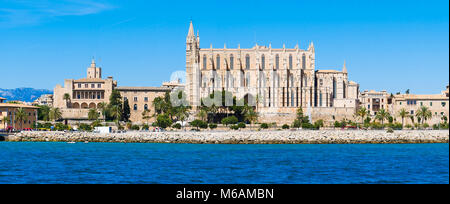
0 142 448 184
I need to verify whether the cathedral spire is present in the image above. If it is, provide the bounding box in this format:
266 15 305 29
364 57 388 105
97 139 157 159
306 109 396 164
343 60 347 73
187 21 194 38
91 57 96 67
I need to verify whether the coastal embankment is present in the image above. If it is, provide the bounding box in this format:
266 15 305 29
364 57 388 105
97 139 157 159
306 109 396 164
4 130 449 144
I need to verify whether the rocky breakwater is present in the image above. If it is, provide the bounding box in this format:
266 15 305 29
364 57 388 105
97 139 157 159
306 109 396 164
5 130 449 144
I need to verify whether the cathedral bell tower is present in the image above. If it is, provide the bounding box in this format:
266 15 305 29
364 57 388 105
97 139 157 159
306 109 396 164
186 21 200 106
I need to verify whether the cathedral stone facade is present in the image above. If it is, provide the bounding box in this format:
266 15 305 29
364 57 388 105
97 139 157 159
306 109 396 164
185 22 360 125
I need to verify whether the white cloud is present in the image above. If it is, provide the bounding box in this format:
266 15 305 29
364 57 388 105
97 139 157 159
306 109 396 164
0 0 114 27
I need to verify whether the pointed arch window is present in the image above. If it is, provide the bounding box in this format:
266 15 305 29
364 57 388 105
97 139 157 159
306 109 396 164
261 54 265 70
245 54 250 70
289 54 293 69
144 104 148 110
216 55 220 70
302 54 306 69
203 55 207 70
275 54 279 70
230 54 234 70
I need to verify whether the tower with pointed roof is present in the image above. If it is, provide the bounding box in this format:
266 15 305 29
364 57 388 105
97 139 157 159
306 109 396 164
87 58 102 79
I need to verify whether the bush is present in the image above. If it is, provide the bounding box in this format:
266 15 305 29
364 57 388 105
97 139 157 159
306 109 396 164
237 122 246 129
208 123 218 129
142 124 150 130
230 124 239 130
301 122 314 129
156 114 173 129
334 121 342 128
260 123 269 129
172 123 182 129
387 127 394 133
91 120 102 128
405 124 412 129
370 122 384 130
190 120 207 130
292 119 301 128
79 123 92 131
54 123 69 131
221 116 238 126
282 124 290 129
423 123 430 128
313 119 324 129
131 125 140 131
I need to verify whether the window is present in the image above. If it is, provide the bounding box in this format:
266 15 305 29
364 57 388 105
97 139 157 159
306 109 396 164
78 84 81 88
133 104 137 111
97 94 100 99
144 97 148 102
144 104 148 110
410 110 414 115
97 84 101 88
216 55 220 69
302 54 306 69
442 102 446 107
91 84 95 88
230 54 234 70
203 55 207 70
430 102 433 106
420 102 423 106
332 78 336 98
245 54 250 70
400 102 402 105
319 92 323 106
261 54 265 70
134 97 138 102
85 84 88 88
289 55 293 69
319 79 323 86
275 54 279 70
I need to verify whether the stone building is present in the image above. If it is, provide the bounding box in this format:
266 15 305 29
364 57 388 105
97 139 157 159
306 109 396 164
0 99 39 130
390 86 449 125
53 59 117 120
53 59 180 123
185 21 360 124
359 90 392 116
32 94 54 107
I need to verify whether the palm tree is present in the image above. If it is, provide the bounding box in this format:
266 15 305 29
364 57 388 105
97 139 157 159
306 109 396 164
2 116 10 130
97 102 108 121
245 108 258 127
88 108 100 121
398 108 409 128
356 107 368 125
416 106 432 125
109 105 122 126
196 109 207 122
49 107 62 122
153 97 165 115
14 108 27 130
375 108 390 125
63 93 71 108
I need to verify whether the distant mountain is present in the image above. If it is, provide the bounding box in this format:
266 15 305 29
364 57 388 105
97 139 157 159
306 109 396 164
0 88 53 102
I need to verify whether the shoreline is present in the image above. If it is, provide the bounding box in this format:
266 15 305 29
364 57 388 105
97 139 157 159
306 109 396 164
3 130 449 144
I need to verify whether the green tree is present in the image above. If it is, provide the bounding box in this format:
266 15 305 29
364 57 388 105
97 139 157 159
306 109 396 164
88 108 100 121
416 106 432 125
14 108 27 130
156 114 173 129
398 108 409 128
2 116 10 129
122 98 131 122
97 102 108 121
37 105 50 121
49 107 62 122
196 108 207 122
244 107 258 127
190 119 206 130
355 107 368 125
109 105 122 126
375 108 390 125
63 93 71 108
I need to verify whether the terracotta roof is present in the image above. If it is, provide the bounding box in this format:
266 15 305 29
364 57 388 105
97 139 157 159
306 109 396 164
0 103 40 109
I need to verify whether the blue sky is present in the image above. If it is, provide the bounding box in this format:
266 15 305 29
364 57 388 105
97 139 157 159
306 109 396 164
0 0 448 94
